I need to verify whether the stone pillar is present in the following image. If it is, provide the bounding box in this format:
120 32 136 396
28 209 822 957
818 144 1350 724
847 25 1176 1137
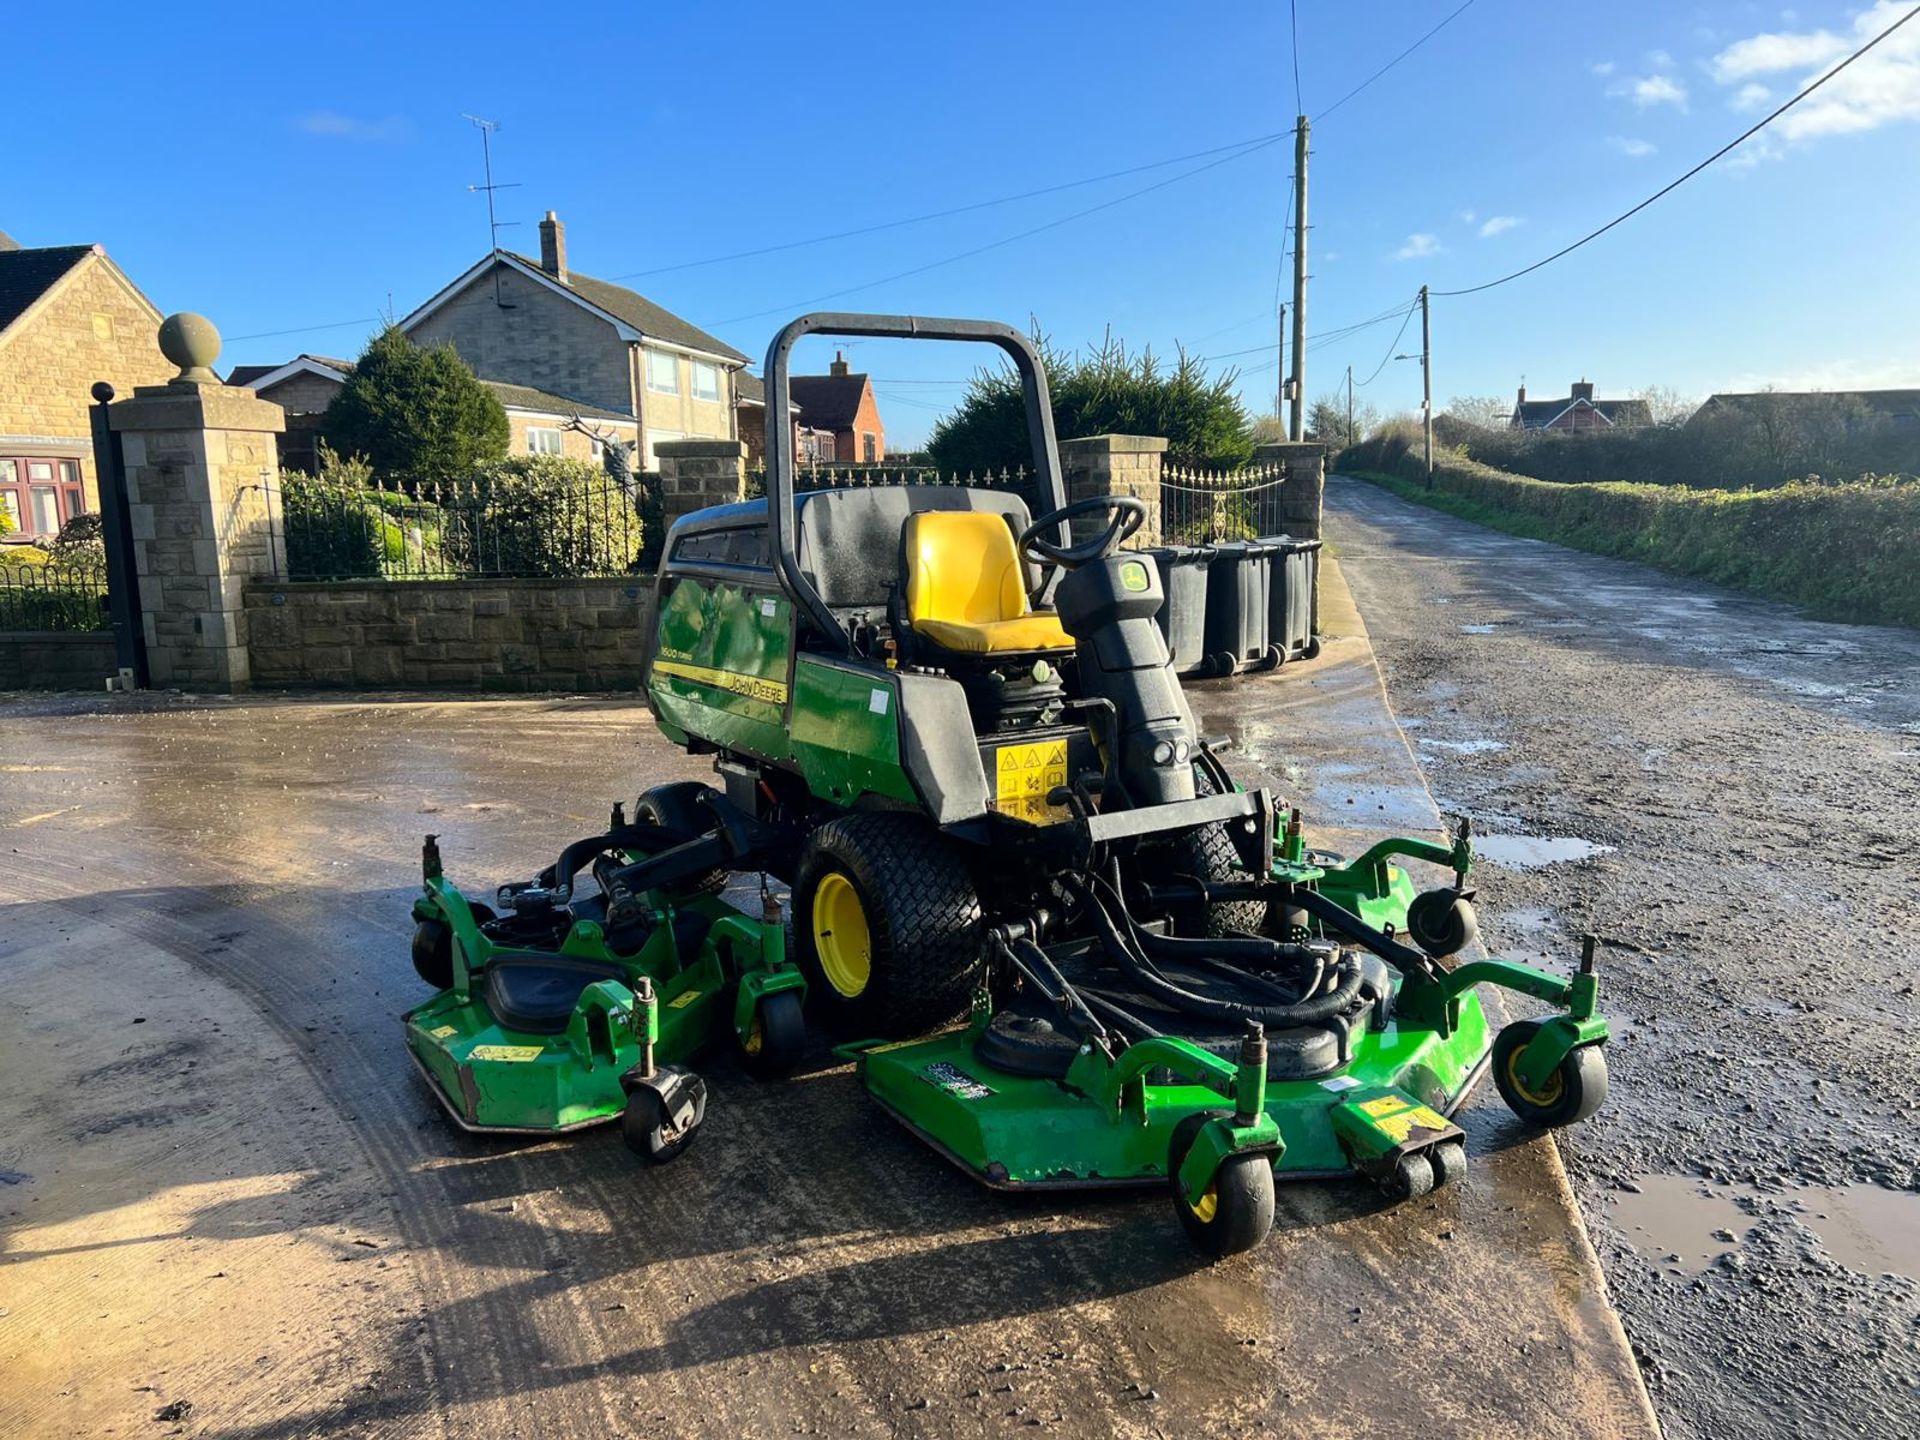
1253 441 1326 540
108 313 284 691
656 438 747 533
1058 434 1166 548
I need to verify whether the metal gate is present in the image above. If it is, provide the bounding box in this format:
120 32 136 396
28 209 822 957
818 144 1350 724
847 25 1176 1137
1159 462 1289 544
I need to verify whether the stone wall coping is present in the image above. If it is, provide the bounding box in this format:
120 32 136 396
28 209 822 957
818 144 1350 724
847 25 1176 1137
244 575 656 595
109 387 288 435
655 438 745 459
1059 434 1170 454
0 630 118 641
1252 441 1327 461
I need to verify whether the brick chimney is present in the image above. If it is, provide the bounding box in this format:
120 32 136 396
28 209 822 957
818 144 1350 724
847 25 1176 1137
1516 383 1527 405
829 350 850 377
539 210 567 283
1571 378 1595 402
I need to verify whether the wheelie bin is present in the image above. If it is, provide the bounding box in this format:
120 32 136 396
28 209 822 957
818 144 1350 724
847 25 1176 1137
1201 540 1275 676
1142 544 1211 675
1262 536 1323 662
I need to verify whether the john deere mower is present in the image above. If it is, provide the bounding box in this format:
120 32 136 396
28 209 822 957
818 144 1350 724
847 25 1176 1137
643 312 1610 1254
403 784 804 1160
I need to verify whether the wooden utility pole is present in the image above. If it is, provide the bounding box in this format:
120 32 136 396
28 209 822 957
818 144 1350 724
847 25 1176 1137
1287 115 1309 441
1420 284 1434 487
1276 302 1286 426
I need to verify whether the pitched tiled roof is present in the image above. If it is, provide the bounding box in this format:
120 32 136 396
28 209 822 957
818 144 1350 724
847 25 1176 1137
787 373 869 430
503 253 748 364
733 371 803 413
0 245 97 337
1701 388 1920 421
482 380 634 423
1514 396 1651 429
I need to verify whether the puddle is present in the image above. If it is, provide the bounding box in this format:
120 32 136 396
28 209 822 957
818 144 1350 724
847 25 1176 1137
1474 834 1611 870
1419 737 1507 756
1460 624 1498 634
1612 1176 1748 1272
1805 1185 1920 1280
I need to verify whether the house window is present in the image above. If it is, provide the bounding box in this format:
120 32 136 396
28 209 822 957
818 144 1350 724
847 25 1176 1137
862 432 877 464
0 457 86 539
646 349 680 395
692 361 721 403
645 429 685 470
527 427 564 456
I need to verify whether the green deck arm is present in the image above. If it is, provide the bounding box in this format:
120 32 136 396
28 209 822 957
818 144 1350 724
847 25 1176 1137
1320 833 1466 891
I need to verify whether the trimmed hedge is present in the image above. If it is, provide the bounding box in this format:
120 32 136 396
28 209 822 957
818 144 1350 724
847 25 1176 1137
1342 426 1920 629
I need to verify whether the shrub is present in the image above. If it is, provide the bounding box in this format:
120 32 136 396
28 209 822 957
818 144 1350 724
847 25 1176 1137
48 512 105 561
320 326 509 484
448 455 643 577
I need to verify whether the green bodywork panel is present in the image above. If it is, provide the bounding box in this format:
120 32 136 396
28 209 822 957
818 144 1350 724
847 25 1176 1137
403 872 798 1133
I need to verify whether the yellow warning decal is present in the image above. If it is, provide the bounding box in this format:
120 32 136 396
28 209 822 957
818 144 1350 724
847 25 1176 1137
651 658 788 706
668 990 703 1009
470 1044 544 1063
1375 1105 1453 1144
1359 1095 1410 1118
993 739 1069 825
429 1025 459 1039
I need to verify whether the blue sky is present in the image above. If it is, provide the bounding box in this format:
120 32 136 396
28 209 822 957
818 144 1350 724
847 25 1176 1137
6 1 1917 445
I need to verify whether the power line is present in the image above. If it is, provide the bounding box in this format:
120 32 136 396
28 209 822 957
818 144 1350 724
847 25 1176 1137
227 315 382 343
1435 2 1920 298
703 136 1287 328
1352 300 1420 387
1315 0 1478 122
1288 0 1305 115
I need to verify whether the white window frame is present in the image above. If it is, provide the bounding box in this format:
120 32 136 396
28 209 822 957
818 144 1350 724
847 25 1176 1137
645 349 680 395
645 428 685 470
691 360 721 403
526 426 564 456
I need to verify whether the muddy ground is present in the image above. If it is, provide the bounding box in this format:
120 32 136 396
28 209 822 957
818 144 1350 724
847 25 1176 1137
1330 475 1920 1439
0 561 1656 1439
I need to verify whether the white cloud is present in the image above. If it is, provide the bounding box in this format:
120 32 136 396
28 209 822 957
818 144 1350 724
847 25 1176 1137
1393 233 1444 261
1724 135 1786 171
1647 49 1676 69
1456 208 1478 225
1731 81 1774 112
1709 2 1920 142
1720 355 1920 392
1607 135 1658 157
1478 215 1522 238
1628 73 1690 108
296 110 410 142
1591 60 1617 77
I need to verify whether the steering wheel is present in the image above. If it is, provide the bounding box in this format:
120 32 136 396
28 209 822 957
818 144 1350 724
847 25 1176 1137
1018 495 1148 572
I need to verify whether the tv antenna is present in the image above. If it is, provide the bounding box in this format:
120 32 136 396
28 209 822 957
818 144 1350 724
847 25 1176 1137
463 114 520 308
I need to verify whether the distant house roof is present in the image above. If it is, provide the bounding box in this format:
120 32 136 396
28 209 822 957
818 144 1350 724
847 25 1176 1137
787 373 870 431
399 250 747 365
226 354 356 389
733 371 804 413
228 355 636 423
0 244 104 338
1697 388 1920 422
1514 396 1652 430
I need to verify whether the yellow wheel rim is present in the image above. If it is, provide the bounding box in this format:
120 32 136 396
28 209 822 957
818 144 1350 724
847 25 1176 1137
812 871 872 999
742 1012 765 1056
1188 1183 1220 1225
1506 1045 1565 1107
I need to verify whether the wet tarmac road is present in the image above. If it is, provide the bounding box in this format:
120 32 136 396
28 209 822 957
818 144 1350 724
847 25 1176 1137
1 574 1654 1438
1329 475 1920 1439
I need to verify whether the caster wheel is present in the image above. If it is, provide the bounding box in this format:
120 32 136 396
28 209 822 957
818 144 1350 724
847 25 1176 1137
1428 1140 1467 1190
1207 653 1239 678
1302 637 1322 660
411 920 452 990
736 989 806 1080
1493 1022 1608 1128
1407 889 1478 958
621 1073 707 1164
1256 645 1285 672
1383 1150 1435 1202
1169 1113 1275 1259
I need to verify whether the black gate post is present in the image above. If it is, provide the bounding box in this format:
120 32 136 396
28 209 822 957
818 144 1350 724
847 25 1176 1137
88 381 149 688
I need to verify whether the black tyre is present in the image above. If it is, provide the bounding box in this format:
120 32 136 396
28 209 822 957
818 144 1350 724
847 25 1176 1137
1159 764 1267 937
1302 637 1322 661
1255 644 1285 672
1382 1150 1435 1202
735 989 806 1080
410 901 495 989
1207 652 1239 678
1168 1112 1275 1259
1492 1021 1608 1128
1407 889 1478 957
634 781 727 896
1428 1139 1467 1190
621 1079 705 1164
793 812 983 1036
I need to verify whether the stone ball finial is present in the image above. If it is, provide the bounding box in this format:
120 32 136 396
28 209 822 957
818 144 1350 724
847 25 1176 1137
158 312 222 386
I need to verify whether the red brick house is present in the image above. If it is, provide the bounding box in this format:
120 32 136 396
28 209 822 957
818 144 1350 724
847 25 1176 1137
788 352 886 463
733 371 837 465
1510 380 1651 432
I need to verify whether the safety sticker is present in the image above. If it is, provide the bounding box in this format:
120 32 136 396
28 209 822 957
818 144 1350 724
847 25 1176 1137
920 1061 995 1100
1319 1075 1361 1091
869 687 891 715
1359 1095 1410 1118
469 1044 544 1063
1374 1105 1452 1144
429 1025 459 1039
761 598 777 617
993 738 1068 824
668 990 703 1009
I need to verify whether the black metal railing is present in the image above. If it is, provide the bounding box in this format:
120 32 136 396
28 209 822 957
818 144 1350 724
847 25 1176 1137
1160 462 1290 544
0 560 110 632
744 463 1029 499
278 471 648 581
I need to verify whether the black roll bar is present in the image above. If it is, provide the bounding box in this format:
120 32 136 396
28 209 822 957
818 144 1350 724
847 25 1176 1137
764 312 1069 651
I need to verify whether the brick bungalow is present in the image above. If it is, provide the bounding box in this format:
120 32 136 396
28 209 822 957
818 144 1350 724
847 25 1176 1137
733 370 837 465
788 351 887 464
0 233 172 541
1509 380 1651 433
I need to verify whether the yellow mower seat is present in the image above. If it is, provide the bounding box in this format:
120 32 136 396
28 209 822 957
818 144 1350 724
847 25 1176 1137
903 510 1073 655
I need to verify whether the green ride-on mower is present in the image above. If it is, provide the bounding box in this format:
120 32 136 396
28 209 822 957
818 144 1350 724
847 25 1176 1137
644 312 1611 1255
403 784 805 1160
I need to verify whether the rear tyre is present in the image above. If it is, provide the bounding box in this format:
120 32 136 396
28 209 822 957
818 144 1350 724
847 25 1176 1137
1169 1113 1275 1259
793 813 983 1037
1493 1021 1609 1128
634 782 728 896
735 989 806 1080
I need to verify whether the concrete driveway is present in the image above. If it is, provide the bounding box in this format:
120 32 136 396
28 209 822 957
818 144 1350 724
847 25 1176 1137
0 559 1654 1438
